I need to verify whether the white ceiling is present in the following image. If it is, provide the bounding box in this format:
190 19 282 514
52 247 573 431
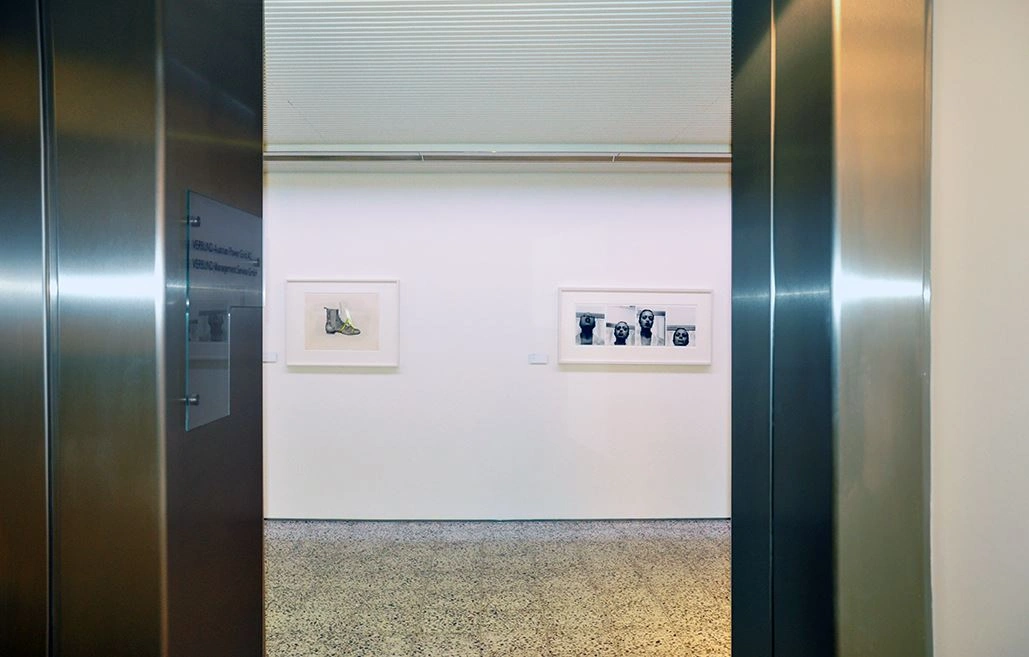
264 0 731 153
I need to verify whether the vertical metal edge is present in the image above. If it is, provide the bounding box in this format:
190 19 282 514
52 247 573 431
38 0 56 652
921 1 935 653
830 3 844 655
261 16 268 656
766 8 777 649
770 0 836 653
730 0 775 653
154 0 169 654
0 0 51 651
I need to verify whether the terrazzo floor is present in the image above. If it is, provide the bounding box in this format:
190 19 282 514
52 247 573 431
265 519 730 657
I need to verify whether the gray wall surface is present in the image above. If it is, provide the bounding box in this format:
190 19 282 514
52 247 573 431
931 1 1029 655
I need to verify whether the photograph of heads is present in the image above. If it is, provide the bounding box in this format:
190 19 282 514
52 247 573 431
664 304 698 348
635 307 666 346
605 305 637 346
558 288 712 365
574 305 606 345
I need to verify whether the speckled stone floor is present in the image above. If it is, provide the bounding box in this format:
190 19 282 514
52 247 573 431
265 519 730 656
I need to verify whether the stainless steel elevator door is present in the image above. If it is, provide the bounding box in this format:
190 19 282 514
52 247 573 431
0 1 50 654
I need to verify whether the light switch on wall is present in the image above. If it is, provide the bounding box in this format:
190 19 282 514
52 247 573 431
527 353 549 365
263 352 279 363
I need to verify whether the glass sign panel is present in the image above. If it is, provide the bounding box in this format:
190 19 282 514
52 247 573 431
185 192 262 430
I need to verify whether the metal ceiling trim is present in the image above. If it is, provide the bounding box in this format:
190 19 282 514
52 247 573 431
263 150 732 164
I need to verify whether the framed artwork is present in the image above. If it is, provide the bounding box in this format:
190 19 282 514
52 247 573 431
285 279 399 367
558 287 713 365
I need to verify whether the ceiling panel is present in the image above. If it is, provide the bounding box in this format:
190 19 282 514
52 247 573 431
264 0 731 151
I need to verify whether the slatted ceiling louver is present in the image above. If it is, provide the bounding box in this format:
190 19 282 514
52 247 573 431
264 0 731 150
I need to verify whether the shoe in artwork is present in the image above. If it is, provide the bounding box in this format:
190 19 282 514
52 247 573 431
324 305 361 336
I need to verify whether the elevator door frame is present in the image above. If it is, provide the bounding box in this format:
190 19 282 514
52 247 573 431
1 0 933 655
729 1 933 656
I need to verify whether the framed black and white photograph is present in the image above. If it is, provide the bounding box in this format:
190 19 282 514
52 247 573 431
558 287 713 365
285 279 399 367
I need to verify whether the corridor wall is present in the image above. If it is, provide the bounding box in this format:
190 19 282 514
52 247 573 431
263 171 731 520
931 0 1029 654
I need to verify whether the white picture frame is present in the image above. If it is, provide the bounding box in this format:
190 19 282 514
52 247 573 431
285 279 399 367
558 287 713 365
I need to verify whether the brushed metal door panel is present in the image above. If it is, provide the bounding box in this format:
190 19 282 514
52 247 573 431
8 0 263 654
731 1 932 655
833 0 933 654
167 307 263 657
730 3 774 655
162 1 264 654
769 1 837 653
0 1 49 654
46 0 165 653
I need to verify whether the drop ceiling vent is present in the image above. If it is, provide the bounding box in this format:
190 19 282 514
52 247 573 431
264 0 730 155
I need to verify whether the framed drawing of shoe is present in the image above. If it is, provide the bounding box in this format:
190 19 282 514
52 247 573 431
285 279 400 367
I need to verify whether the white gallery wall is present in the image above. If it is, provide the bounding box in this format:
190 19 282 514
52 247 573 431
931 0 1029 654
263 171 731 520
